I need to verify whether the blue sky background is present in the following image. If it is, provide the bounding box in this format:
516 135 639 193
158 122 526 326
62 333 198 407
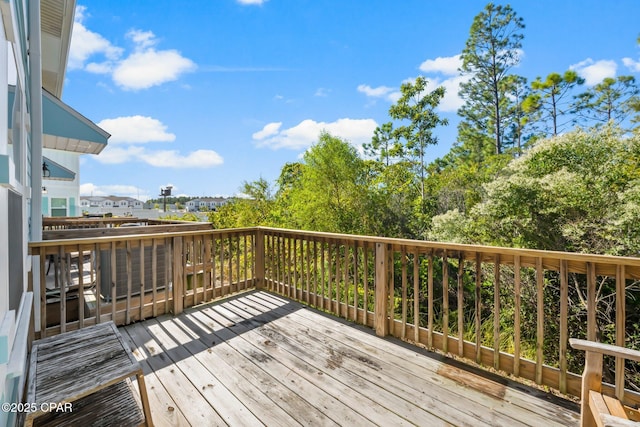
65 0 640 201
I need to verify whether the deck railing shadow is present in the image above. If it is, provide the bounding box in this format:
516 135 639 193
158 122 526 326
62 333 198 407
123 291 301 373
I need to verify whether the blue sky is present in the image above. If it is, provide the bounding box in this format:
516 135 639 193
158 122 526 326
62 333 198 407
66 0 640 201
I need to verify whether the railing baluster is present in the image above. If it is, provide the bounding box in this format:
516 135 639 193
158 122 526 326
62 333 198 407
457 254 464 357
536 257 544 384
615 264 626 401
321 240 326 310
293 238 298 300
375 242 388 337
414 251 420 343
59 247 67 333
152 239 158 317
587 262 597 342
493 254 500 370
95 242 102 324
559 259 568 394
39 248 47 338
428 251 434 349
343 242 349 319
139 239 145 322
352 241 358 322
443 250 449 354
236 234 241 292
306 239 311 305
336 241 342 316
475 252 482 364
364 242 370 320
220 234 226 297
244 234 248 290
401 246 408 339
164 237 171 314
514 255 521 378
77 244 85 329
126 240 132 324
111 241 116 322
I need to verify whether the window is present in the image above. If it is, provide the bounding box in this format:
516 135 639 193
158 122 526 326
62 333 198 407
50 197 67 217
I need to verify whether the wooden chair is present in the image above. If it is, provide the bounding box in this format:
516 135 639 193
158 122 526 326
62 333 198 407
570 338 640 427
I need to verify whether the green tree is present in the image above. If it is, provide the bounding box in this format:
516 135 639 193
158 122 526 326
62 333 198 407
523 70 584 136
573 76 639 128
210 178 275 228
388 76 447 212
363 122 401 167
432 126 640 255
286 132 370 234
502 74 531 156
458 3 525 156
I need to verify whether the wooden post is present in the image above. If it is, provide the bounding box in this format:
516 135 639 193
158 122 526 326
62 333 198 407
615 264 626 402
581 350 603 427
172 236 184 315
375 242 389 337
255 228 265 289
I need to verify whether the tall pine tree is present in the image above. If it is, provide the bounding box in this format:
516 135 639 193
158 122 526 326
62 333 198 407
458 3 525 158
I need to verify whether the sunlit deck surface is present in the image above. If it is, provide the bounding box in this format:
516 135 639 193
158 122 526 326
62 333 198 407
121 291 580 427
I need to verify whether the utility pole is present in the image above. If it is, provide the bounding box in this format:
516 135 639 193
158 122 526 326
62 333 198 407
159 186 172 212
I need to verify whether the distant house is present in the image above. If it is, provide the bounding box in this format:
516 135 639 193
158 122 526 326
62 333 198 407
80 196 144 210
186 197 229 212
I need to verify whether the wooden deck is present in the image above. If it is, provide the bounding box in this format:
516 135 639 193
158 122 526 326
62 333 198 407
121 290 580 426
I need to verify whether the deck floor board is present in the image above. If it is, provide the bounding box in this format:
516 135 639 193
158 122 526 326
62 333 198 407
122 290 580 427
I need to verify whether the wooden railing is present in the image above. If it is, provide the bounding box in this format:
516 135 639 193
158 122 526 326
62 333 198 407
259 227 640 406
28 226 640 405
42 216 190 230
28 228 255 337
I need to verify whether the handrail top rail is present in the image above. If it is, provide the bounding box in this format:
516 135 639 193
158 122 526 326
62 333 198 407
28 226 259 250
28 225 640 267
256 227 640 267
569 338 640 363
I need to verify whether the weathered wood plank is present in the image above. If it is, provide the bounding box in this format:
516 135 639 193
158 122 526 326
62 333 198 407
242 293 564 427
142 318 264 426
124 321 227 426
155 315 301 427
185 309 339 426
221 299 444 426
252 291 579 427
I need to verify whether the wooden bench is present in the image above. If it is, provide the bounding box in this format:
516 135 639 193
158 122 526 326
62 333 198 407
24 322 153 427
570 338 640 427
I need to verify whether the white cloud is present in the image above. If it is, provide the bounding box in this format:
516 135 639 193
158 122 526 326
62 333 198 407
237 0 267 4
95 145 146 164
419 55 461 75
253 118 378 150
570 58 617 86
252 122 282 140
424 75 470 113
126 29 156 50
314 87 330 97
68 6 123 70
359 55 467 111
357 84 395 98
112 48 196 90
97 116 176 144
69 6 195 90
143 149 223 168
622 57 640 72
94 145 223 168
